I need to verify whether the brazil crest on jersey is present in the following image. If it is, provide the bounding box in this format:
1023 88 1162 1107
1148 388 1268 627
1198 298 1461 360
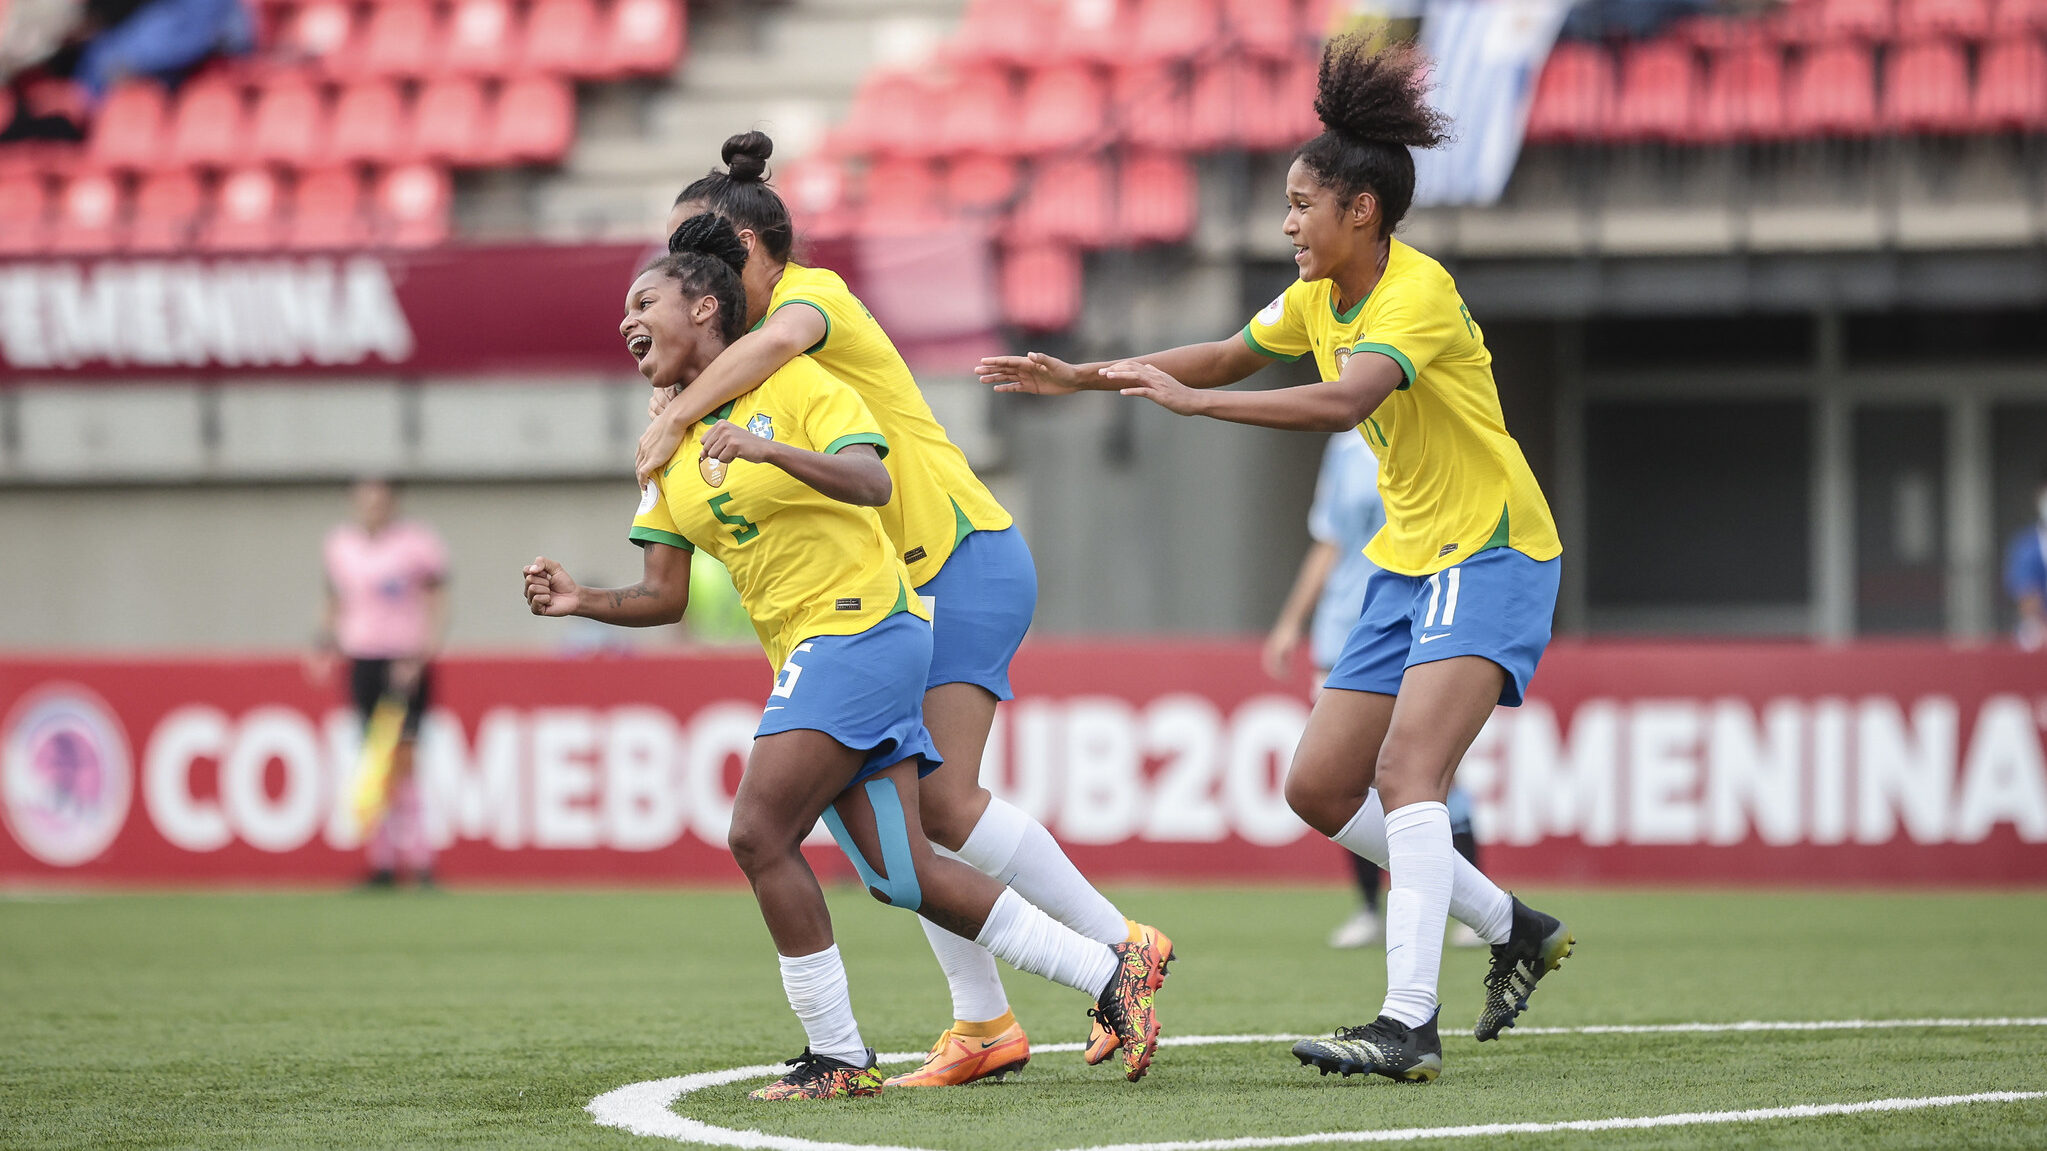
1242 239 1563 577
763 264 1012 586
629 355 929 669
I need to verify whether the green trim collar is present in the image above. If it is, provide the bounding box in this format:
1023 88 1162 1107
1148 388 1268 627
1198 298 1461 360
1329 285 1369 324
700 399 738 427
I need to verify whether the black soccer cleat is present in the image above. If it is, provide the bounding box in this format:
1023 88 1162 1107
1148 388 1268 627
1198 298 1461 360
1291 1011 1442 1083
1474 895 1574 1042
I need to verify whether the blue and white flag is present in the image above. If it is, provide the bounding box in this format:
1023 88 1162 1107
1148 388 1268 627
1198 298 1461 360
1413 0 1574 206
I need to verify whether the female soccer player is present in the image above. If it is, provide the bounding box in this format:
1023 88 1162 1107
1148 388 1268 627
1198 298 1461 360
626 132 1166 1086
523 218 1164 1099
980 36 1573 1084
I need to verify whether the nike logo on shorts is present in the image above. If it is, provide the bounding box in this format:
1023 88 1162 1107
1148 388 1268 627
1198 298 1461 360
1418 632 1452 643
764 706 784 712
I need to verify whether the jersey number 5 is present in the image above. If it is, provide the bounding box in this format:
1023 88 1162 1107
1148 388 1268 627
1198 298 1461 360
708 493 760 543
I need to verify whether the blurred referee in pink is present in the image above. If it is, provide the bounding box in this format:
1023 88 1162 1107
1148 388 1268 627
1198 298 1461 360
311 478 449 887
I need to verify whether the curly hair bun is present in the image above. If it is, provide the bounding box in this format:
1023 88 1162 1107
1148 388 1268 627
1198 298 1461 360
721 131 773 183
667 211 749 276
1314 35 1448 150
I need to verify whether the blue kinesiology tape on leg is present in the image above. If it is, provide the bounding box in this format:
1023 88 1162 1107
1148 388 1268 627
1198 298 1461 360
820 778 923 911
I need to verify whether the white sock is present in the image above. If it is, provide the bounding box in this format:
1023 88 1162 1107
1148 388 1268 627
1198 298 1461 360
1332 789 1513 945
1379 800 1454 1028
776 945 867 1065
919 846 1012 1023
958 797 1127 944
975 888 1119 998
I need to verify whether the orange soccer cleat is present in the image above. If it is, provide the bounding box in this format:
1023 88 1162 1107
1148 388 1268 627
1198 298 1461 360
883 1012 1031 1087
1084 920 1175 1066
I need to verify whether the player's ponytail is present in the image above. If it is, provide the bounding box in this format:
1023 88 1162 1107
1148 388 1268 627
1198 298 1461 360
1296 34 1449 237
643 214 748 346
673 131 796 263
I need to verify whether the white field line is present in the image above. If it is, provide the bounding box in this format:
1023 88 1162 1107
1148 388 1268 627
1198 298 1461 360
586 1019 2047 1150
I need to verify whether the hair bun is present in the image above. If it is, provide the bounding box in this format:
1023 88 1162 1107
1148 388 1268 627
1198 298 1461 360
721 131 774 183
667 211 749 276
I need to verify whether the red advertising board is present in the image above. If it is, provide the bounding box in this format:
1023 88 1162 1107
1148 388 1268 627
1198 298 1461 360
3 641 2044 886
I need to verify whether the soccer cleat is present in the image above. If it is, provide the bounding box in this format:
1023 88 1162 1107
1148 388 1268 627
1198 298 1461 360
746 1048 885 1101
1087 939 1165 1081
1085 921 1174 1066
883 1016 1030 1087
1474 895 1575 1042
1291 1011 1443 1083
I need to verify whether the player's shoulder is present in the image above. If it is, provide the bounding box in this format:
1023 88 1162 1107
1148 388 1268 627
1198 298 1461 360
1253 276 1323 328
1380 239 1458 299
776 262 851 304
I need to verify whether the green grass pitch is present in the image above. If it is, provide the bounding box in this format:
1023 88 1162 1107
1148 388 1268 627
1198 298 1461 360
4 885 2045 1149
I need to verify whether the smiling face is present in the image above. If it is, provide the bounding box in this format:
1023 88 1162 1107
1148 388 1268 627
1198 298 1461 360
620 268 718 388
1283 157 1378 284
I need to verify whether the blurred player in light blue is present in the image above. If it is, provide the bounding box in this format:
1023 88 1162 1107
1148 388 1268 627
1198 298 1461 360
2005 473 2047 652
1265 433 1483 950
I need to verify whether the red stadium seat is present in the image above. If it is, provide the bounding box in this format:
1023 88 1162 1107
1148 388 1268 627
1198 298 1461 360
288 167 368 249
1973 37 2047 129
521 0 599 76
1991 0 2047 31
409 78 491 166
1017 64 1108 154
1819 0 1895 39
202 168 288 250
488 76 576 163
1896 0 1991 38
860 156 945 234
442 0 518 76
1693 41 1786 141
279 1 355 71
601 0 686 78
1882 38 1970 133
1010 154 1111 246
953 0 1055 67
88 81 170 171
330 82 406 164
0 173 49 255
1113 64 1191 152
1130 0 1221 64
249 75 329 167
128 170 203 252
942 152 1022 214
373 162 451 247
358 3 439 78
1000 242 1082 330
49 173 122 253
777 158 857 240
1523 41 1615 144
1612 39 1698 142
841 71 942 159
935 72 1018 158
168 74 249 169
1048 0 1130 65
1224 0 1302 61
1116 150 1194 245
1264 53 1321 148
1787 41 1878 136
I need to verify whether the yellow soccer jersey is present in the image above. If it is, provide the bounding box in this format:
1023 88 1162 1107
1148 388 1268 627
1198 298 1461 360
1242 239 1562 577
629 356 928 669
762 263 1012 586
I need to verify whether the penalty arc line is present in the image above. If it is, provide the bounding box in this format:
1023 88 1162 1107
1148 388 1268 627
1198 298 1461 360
586 1019 2047 1150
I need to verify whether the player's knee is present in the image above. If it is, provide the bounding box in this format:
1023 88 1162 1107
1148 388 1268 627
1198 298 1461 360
1285 759 1362 838
916 789 982 853
724 814 787 876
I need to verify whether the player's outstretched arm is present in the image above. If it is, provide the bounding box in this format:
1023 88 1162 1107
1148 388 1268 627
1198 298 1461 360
700 422 891 507
635 306 829 484
523 546 691 626
1106 351 1404 433
978 337 1267 396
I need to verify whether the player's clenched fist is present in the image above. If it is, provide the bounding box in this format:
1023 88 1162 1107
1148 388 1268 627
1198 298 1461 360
700 419 779 466
523 556 583 617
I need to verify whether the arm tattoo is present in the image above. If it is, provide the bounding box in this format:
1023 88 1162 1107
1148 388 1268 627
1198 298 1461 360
608 584 659 609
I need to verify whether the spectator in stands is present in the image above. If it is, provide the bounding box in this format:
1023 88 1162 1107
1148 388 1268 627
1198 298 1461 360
313 478 449 888
2005 474 2047 652
0 0 85 86
71 0 251 100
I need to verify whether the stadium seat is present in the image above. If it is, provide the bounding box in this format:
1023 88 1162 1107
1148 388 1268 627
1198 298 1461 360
1991 0 2047 31
278 1 355 71
372 162 451 247
288 167 369 249
249 75 329 167
1116 150 1195 245
1694 41 1787 141
1111 64 1191 152
999 242 1082 330
1264 53 1322 148
1896 0 1991 38
409 78 492 166
1523 41 1615 144
935 72 1018 158
329 82 406 165
128 170 204 252
1612 39 1698 142
358 3 439 78
1224 0 1302 61
601 0 686 78
1786 41 1878 136
1009 154 1112 246
842 71 943 159
952 0 1055 67
1130 0 1222 64
488 76 576 163
1817 0 1895 40
1185 56 1279 151
1017 64 1109 154
87 81 170 171
440 0 517 76
777 158 857 239
520 0 599 76
49 173 122 253
1972 36 2047 129
201 167 288 250
168 74 249 169
942 152 1023 214
1048 0 1129 65
860 156 945 234
1882 38 1971 133
0 173 48 256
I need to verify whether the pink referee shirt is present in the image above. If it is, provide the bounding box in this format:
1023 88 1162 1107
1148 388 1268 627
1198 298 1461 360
324 520 448 660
